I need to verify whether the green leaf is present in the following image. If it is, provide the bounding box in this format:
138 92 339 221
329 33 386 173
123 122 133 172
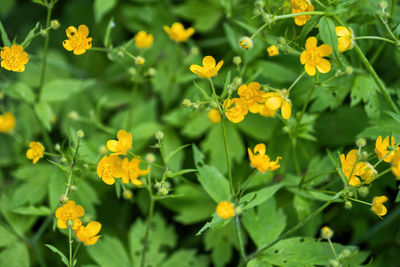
197 165 231 203
40 79 94 102
242 197 286 248
4 82 35 103
192 144 205 168
94 0 117 23
21 22 40 47
44 244 69 267
181 113 211 138
166 169 197 178
11 205 51 216
256 61 298 84
319 16 342 68
0 21 10 47
34 101 53 131
165 144 191 164
239 184 282 210
86 235 131 267
31 0 46 6
0 224 18 247
237 114 278 141
103 18 115 47
0 242 30 267
351 75 380 119
161 249 209 267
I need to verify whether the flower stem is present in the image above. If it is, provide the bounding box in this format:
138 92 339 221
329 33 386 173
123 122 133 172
140 195 155 267
288 71 305 92
296 77 317 132
38 3 53 92
236 169 258 202
234 216 246 264
327 238 338 260
354 36 396 44
64 138 80 197
68 228 73 267
72 242 81 265
221 116 235 196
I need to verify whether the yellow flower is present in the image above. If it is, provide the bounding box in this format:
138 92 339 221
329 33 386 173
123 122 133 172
262 90 292 120
216 201 235 219
300 37 332 76
106 130 132 155
208 108 221 123
391 148 400 179
55 200 85 229
0 44 29 72
135 31 154 49
163 22 195 42
248 143 281 173
259 105 277 117
223 98 248 123
62 25 92 55
135 56 145 65
371 196 388 218
0 112 16 133
189 56 223 78
321 226 333 239
26 141 44 164
290 0 315 26
239 36 253 50
340 150 376 186
375 136 395 163
267 45 279 56
97 155 123 185
121 157 150 185
335 26 354 53
75 221 102 245
238 82 265 113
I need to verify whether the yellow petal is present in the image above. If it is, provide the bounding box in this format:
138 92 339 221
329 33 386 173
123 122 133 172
106 140 118 152
335 26 350 37
305 63 316 76
102 176 115 185
300 51 307 64
281 101 291 120
78 25 89 37
57 219 67 229
86 221 102 236
254 143 266 155
317 44 333 57
62 40 74 51
248 82 261 91
202 56 216 67
265 95 282 110
215 60 224 72
66 26 78 39
73 48 86 55
305 36 317 50
373 196 388 204
316 58 331 74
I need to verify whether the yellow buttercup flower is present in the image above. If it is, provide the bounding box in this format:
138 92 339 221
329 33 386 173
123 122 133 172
216 201 235 219
26 141 44 164
163 22 195 42
267 45 279 56
208 108 221 123
300 37 333 76
371 196 388 218
0 44 29 72
262 90 292 120
335 26 354 53
248 143 281 173
75 221 102 245
259 105 277 117
340 150 376 186
55 200 85 229
223 98 248 123
0 112 16 133
121 157 150 185
97 155 123 185
238 82 265 113
239 36 253 50
375 136 395 163
135 31 154 49
290 0 315 26
106 130 132 155
391 148 400 179
62 25 92 55
190 56 223 78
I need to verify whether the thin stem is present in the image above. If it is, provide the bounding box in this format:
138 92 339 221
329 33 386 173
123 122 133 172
378 13 398 41
72 242 81 265
292 140 301 176
250 23 269 40
234 216 246 264
296 79 317 131
288 71 305 92
327 238 338 260
300 170 338 188
348 197 372 206
221 116 235 196
373 146 397 168
354 36 396 44
209 78 221 111
65 138 80 197
68 228 73 267
129 152 164 169
390 0 395 19
358 168 392 185
89 47 110 52
121 48 137 60
236 169 258 202
38 4 53 92
140 195 155 267
313 0 327 9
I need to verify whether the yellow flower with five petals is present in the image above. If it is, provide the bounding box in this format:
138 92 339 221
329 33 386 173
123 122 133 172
121 157 150 185
248 143 281 173
26 141 44 164
75 221 102 245
261 90 292 120
340 149 376 186
163 22 195 42
0 112 16 133
97 155 123 185
290 0 315 26
0 44 29 72
190 56 223 78
238 82 265 113
135 31 154 49
62 25 92 55
55 200 85 229
300 37 332 76
223 98 248 123
106 130 132 155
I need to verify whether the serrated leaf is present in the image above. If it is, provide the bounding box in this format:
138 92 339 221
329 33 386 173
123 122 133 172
319 16 342 68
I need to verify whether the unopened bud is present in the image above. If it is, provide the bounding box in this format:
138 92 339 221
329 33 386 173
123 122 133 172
60 156 67 164
329 259 341 267
54 144 61 151
233 56 242 65
356 138 366 148
50 20 60 30
70 185 78 192
154 182 162 189
345 66 353 75
192 103 200 110
233 77 242 87
99 145 108 155
66 220 74 228
147 68 156 76
255 0 265 9
344 200 352 209
190 47 199 55
239 36 253 50
60 194 68 204
135 56 145 65
340 249 351 258
234 206 243 215
123 190 133 200
128 67 137 76
39 29 47 37
145 153 156 163
68 111 79 120
321 226 334 239
117 50 124 57
155 131 164 140
358 186 369 197
76 129 85 139
379 1 388 10
182 99 191 108
158 187 168 196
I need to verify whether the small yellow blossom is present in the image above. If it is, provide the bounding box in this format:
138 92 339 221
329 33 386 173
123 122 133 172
262 90 292 120
97 155 123 185
163 22 195 42
190 56 223 78
62 25 92 55
375 136 396 163
239 36 253 50
106 130 132 155
135 31 154 49
248 143 281 173
259 105 277 117
121 157 150 185
75 221 102 245
223 98 248 123
371 196 388 218
300 37 332 76
208 108 221 123
0 112 16 133
267 45 279 56
321 226 333 239
55 200 85 229
391 148 400 179
26 141 44 164
135 56 145 65
290 0 315 26
340 150 376 186
0 44 29 72
238 82 265 113
216 201 235 219
335 26 354 53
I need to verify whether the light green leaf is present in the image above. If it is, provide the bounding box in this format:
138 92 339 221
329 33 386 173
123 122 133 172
40 79 94 102
21 22 40 47
0 21 10 47
0 242 30 267
4 82 35 103
239 184 282 210
319 16 342 68
86 235 131 267
11 205 51 216
34 101 53 131
94 0 117 22
197 165 231 203
0 224 17 247
161 249 209 267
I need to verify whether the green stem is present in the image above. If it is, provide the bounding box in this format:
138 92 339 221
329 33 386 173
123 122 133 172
296 79 317 131
72 242 81 265
354 36 396 44
288 71 305 92
89 47 110 52
236 169 258 202
140 195 155 267
64 138 80 197
209 78 221 111
313 0 327 9
234 216 246 264
378 13 398 41
68 228 73 267
300 170 337 188
128 152 164 169
348 197 372 206
38 4 53 92
292 140 301 176
373 146 398 168
390 0 395 19
327 238 338 260
221 116 235 196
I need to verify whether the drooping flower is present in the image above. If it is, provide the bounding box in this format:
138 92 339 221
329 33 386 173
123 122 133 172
391 148 400 179
375 136 396 163
300 37 333 76
0 112 16 133
340 149 376 186
290 0 315 26
106 130 132 155
238 82 265 113
0 44 29 72
135 31 154 49
216 201 235 219
97 155 123 185
267 45 279 56
26 141 44 164
62 25 92 55
121 157 150 185
208 108 221 123
248 143 281 173
189 56 223 78
223 98 248 123
262 90 292 120
163 22 195 42
75 221 102 245
335 26 354 53
55 200 85 229
371 196 388 218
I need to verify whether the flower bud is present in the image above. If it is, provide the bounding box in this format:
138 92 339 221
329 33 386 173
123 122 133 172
117 50 124 57
344 200 352 209
345 66 354 75
233 56 242 65
145 153 156 163
40 29 47 37
255 0 265 9
233 77 242 87
123 190 133 200
66 219 74 228
356 138 366 148
99 145 108 155
76 129 85 139
68 111 79 120
147 67 156 76
239 36 253 50
135 56 145 65
329 259 341 267
54 144 61 151
50 20 60 30
182 99 191 108
155 131 164 140
60 194 68 204
190 47 199 55
358 186 369 197
154 182 162 189
128 67 137 76
379 1 388 10
340 249 351 258
192 103 200 110
158 187 169 196
60 156 68 164
321 226 334 239
70 185 78 192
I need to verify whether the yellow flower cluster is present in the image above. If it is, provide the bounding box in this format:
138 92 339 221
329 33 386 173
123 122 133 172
0 112 16 133
248 143 281 173
55 200 101 245
375 136 400 179
190 56 224 78
26 141 44 164
290 0 315 26
97 130 149 185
